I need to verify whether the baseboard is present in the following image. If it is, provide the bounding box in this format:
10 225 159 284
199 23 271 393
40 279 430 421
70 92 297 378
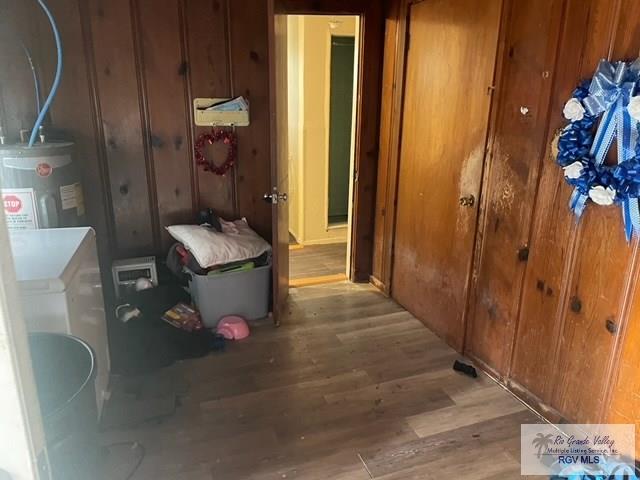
369 275 388 295
299 238 348 246
290 273 347 288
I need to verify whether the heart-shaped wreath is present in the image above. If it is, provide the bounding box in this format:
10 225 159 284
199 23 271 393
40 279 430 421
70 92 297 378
557 59 640 240
194 128 237 176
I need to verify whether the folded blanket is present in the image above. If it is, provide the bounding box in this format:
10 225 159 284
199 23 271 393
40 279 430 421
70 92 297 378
166 218 271 269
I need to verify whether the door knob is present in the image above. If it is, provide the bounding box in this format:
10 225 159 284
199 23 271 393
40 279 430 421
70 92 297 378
459 194 475 207
263 190 288 204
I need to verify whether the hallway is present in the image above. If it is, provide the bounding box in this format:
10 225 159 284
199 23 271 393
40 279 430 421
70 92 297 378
103 283 539 479
289 243 348 285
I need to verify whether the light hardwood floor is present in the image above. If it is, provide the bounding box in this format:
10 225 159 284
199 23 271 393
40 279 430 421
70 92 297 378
289 243 348 282
103 282 541 479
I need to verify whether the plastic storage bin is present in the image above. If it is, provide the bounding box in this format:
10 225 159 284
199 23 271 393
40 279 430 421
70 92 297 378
187 262 271 328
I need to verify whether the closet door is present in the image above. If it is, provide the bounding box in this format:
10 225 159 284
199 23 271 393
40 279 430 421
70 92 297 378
464 0 568 377
391 0 501 349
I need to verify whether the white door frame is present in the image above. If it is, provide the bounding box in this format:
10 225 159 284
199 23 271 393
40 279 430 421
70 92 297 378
0 206 48 479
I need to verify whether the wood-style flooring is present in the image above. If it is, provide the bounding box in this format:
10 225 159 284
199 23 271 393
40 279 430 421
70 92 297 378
289 243 347 284
103 282 541 479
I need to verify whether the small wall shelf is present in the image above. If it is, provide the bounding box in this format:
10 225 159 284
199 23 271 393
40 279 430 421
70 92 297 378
193 98 250 127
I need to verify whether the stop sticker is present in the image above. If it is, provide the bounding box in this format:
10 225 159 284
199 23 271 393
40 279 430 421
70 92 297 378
3 195 22 214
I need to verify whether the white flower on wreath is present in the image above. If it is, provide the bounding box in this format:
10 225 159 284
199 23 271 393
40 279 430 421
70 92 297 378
563 161 584 179
563 98 586 122
588 185 616 206
628 96 640 123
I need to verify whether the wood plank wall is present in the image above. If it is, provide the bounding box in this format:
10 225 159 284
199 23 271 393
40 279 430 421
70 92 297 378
374 0 640 449
0 0 272 281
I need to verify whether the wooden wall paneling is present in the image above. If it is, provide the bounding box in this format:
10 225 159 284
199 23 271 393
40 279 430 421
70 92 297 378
550 213 628 423
507 1 592 412
608 0 640 58
465 0 566 376
604 1 640 449
371 0 402 292
3 0 288 295
228 0 273 241
605 247 640 457
135 0 194 251
130 0 161 251
509 0 621 419
549 0 637 424
34 0 116 302
0 0 41 138
184 0 236 220
88 0 155 256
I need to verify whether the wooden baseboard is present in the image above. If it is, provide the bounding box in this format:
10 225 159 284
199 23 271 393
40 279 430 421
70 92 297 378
290 273 347 288
465 352 561 425
288 243 304 251
369 275 388 295
297 238 348 246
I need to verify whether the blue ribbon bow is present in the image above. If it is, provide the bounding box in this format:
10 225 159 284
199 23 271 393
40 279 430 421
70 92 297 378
582 60 637 117
569 59 640 240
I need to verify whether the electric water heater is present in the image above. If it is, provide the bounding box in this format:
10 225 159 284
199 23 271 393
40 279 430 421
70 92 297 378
0 142 86 230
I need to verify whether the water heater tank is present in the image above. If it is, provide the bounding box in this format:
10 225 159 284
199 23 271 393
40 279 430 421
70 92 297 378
0 142 86 230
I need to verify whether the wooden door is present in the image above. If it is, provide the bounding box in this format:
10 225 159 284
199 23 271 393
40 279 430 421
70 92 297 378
391 0 501 350
268 4 289 324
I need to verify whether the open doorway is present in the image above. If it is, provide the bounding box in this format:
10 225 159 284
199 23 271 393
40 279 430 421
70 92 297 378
286 14 360 288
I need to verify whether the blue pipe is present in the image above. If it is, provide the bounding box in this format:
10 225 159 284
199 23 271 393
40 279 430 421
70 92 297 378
28 0 62 147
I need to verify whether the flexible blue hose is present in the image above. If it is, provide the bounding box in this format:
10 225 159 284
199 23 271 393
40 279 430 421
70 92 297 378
28 0 62 147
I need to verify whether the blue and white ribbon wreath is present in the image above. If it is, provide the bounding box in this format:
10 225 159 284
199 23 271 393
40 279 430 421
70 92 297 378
557 58 640 240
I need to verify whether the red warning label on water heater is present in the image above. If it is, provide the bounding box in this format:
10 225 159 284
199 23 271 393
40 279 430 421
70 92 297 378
3 195 22 214
36 163 53 177
2 189 39 230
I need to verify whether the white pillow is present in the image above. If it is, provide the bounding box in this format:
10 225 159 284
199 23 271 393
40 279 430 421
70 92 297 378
166 218 271 269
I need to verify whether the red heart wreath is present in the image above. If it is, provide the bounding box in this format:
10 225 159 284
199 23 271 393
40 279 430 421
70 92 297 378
194 128 238 176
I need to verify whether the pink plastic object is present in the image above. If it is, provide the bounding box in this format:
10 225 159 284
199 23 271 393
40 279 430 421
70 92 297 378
216 315 250 340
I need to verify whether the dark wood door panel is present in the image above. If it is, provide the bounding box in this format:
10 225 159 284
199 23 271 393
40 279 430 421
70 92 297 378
269 3 289 323
392 0 501 350
465 0 565 375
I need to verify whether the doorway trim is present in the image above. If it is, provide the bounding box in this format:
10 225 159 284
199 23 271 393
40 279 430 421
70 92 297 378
371 0 413 294
274 0 385 282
